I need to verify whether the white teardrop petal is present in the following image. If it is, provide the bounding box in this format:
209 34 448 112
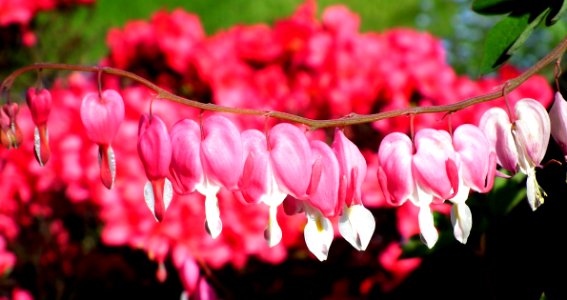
338 204 376 251
144 180 157 221
418 204 438 249
34 126 43 166
304 209 333 261
451 203 472 244
205 193 222 239
164 178 173 211
265 205 283 247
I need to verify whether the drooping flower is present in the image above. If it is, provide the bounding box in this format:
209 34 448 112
549 92 567 161
80 89 125 189
138 113 173 222
238 129 287 247
0 103 23 149
378 129 459 248
301 139 340 261
169 119 203 195
449 124 496 243
197 115 244 239
332 129 375 251
479 98 550 210
26 87 52 166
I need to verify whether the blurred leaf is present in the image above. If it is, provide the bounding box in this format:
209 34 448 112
478 9 548 74
547 0 567 25
508 8 550 54
488 173 527 215
472 0 517 15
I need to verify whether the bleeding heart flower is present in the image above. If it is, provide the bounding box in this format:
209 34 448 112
197 115 244 239
138 114 173 222
80 89 125 189
238 129 286 247
169 119 203 195
332 129 375 251
449 124 496 243
0 103 23 149
479 98 550 210
549 92 567 160
26 88 52 166
377 132 416 207
268 123 312 200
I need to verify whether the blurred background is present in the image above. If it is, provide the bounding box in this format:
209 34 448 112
1 1 566 299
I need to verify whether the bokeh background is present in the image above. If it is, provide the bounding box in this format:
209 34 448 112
1 1 567 299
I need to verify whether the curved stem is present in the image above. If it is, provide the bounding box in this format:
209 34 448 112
2 36 567 130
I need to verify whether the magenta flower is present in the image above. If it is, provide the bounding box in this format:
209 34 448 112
332 129 375 251
197 115 244 239
26 87 52 166
80 89 125 189
268 123 312 200
138 114 173 222
169 119 203 195
238 129 286 247
301 140 340 261
479 98 550 210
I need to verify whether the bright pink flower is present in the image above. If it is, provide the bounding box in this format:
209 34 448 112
549 92 567 159
80 89 125 189
197 115 244 238
169 119 203 194
138 113 173 222
80 90 124 145
332 129 375 251
412 129 459 202
449 124 496 243
268 123 312 200
26 87 52 166
377 132 415 207
307 140 340 217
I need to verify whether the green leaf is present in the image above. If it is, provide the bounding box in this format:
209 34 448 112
547 0 567 25
478 8 549 74
472 0 517 15
479 13 531 74
508 8 550 54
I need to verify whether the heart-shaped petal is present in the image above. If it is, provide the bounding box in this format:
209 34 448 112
138 114 172 181
26 88 52 126
479 107 518 174
377 132 415 206
80 89 125 145
307 140 340 217
549 92 567 158
200 115 243 190
332 129 367 207
269 123 312 199
169 119 203 194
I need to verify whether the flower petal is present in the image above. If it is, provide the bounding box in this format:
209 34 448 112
450 202 472 244
304 207 334 261
338 204 375 251
169 119 203 194
377 132 415 206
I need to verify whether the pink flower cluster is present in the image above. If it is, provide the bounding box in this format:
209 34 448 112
0 0 557 296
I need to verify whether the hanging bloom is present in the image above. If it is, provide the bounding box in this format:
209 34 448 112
80 89 125 189
332 129 375 251
169 119 203 195
378 129 459 248
138 114 173 222
197 115 244 239
301 140 340 261
238 129 287 247
450 124 496 243
479 98 550 210
26 87 52 166
0 103 23 149
549 92 567 161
